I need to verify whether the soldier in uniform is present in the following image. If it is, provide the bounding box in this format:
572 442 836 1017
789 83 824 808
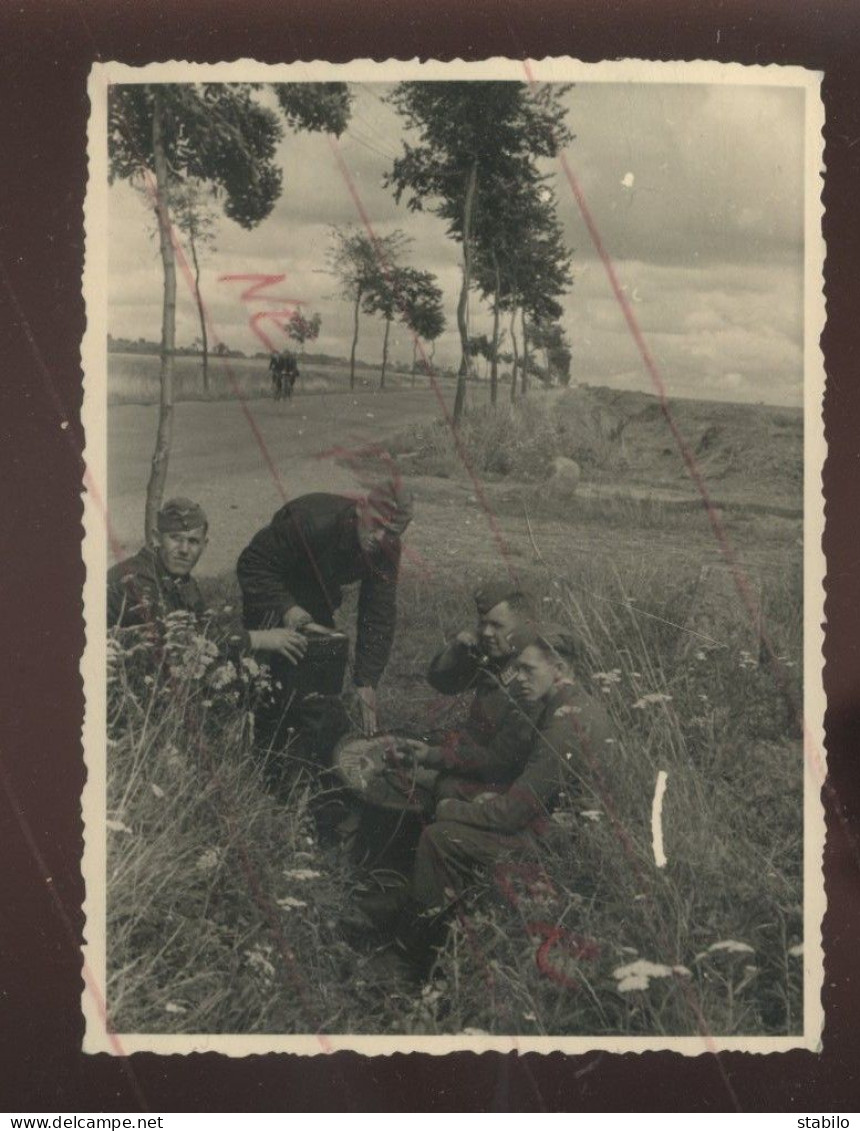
386 623 615 975
236 479 414 744
421 580 539 801
107 496 306 663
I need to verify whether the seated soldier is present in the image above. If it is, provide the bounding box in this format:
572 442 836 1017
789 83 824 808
393 623 615 973
339 581 538 911
422 580 539 799
107 496 305 664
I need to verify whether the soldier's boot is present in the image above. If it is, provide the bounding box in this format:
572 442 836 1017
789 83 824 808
391 897 450 981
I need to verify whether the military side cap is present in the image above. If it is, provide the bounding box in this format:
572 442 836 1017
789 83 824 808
157 497 208 533
510 621 577 661
366 479 414 535
474 577 523 616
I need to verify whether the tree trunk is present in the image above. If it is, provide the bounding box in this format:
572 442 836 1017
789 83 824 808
490 250 501 407
453 158 478 425
349 287 361 390
144 90 177 546
509 302 519 404
380 316 391 388
411 338 417 387
189 229 208 394
520 307 529 397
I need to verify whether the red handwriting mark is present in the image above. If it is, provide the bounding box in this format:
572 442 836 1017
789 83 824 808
530 923 601 992
219 273 306 354
313 442 433 581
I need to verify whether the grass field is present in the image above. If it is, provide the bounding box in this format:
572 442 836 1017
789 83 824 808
107 351 444 405
104 385 805 1039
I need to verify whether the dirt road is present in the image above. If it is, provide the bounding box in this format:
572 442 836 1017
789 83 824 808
106 385 456 572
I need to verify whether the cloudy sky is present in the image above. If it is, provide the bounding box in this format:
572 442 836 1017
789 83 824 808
107 80 807 406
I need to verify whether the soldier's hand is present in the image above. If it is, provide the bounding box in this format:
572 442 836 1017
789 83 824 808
248 628 307 665
283 605 313 631
355 685 378 736
435 798 457 821
455 629 479 649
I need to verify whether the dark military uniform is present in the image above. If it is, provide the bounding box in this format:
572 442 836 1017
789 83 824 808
107 546 206 629
424 639 538 799
236 492 405 770
411 680 614 908
237 492 400 689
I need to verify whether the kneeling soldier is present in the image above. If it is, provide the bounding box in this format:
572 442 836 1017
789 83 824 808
107 496 306 664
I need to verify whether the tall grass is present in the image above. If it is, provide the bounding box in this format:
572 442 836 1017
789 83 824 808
106 525 804 1036
407 560 803 1037
397 391 621 481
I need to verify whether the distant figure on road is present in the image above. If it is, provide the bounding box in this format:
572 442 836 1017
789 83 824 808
107 496 307 664
237 479 414 743
269 350 299 401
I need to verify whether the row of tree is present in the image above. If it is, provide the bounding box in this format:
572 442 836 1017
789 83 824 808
108 80 574 541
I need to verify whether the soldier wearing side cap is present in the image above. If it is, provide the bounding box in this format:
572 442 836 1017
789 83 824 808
236 479 414 739
417 579 540 800
385 624 616 974
107 497 307 664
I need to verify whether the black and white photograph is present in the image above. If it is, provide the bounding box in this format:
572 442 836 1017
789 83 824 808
81 58 825 1055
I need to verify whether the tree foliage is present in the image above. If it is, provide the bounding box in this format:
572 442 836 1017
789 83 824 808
326 226 410 389
108 81 351 540
286 310 322 353
386 81 573 420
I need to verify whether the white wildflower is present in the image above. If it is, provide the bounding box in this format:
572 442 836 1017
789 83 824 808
245 945 275 980
164 1002 186 1014
617 974 650 993
708 940 755 955
106 818 132 834
283 868 322 882
277 896 308 911
209 662 237 691
613 959 690 993
195 847 221 872
581 810 602 822
788 944 804 959
694 940 755 962
150 783 165 799
242 657 261 678
632 692 673 709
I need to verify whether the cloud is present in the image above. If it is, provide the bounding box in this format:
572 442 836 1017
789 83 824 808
106 78 807 404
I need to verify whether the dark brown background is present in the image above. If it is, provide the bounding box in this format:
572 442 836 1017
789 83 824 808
2 0 858 1112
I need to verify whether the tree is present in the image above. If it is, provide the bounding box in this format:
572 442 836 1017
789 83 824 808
108 82 351 542
286 310 322 357
327 226 410 389
526 317 572 386
361 265 444 390
400 273 445 385
170 179 217 393
386 81 572 423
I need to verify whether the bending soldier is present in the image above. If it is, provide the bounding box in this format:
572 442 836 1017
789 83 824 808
236 480 414 752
